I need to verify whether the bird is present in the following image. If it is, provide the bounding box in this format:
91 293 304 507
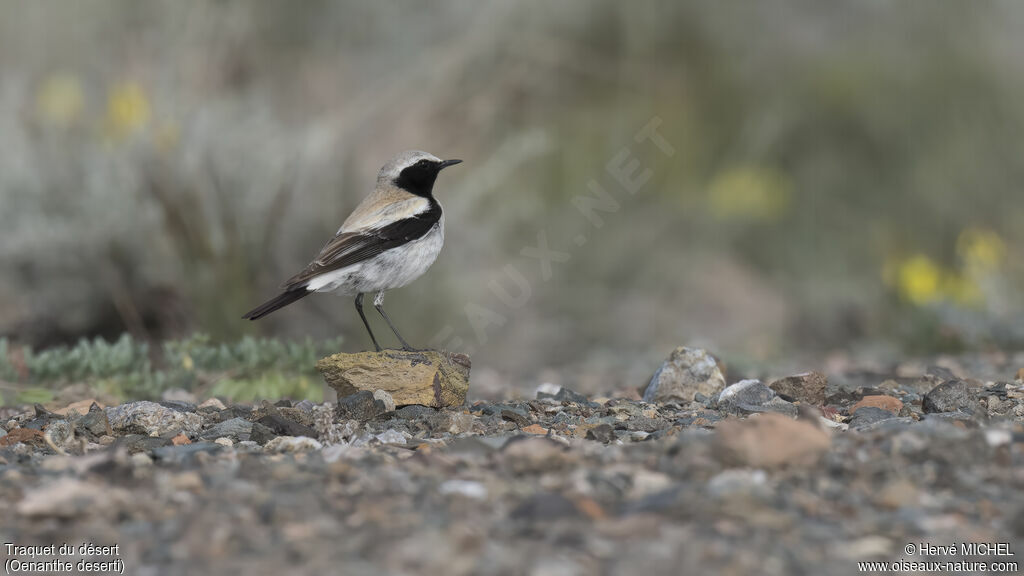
242 150 462 352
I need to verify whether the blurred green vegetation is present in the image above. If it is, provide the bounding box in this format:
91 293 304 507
0 334 342 405
1 2 1023 395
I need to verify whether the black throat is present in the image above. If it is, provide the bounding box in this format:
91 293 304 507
394 164 441 198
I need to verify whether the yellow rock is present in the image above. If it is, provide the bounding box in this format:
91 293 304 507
316 350 471 408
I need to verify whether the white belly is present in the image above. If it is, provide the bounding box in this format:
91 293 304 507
306 218 444 295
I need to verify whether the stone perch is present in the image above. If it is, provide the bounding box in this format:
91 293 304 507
317 349 471 408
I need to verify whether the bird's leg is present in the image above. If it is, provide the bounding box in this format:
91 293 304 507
373 291 417 351
355 293 382 352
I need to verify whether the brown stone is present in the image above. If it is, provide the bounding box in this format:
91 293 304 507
53 398 104 416
769 371 827 406
713 413 830 469
0 427 45 447
1017 368 1024 382
851 395 903 415
317 349 471 408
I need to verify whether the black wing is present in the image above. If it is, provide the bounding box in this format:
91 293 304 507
281 201 442 289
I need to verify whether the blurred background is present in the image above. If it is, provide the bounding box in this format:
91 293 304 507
2 1 1023 400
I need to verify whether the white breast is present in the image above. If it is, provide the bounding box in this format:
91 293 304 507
306 215 445 295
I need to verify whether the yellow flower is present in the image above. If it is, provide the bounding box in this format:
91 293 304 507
35 72 83 127
896 255 943 305
708 166 792 222
105 81 150 139
956 227 1005 273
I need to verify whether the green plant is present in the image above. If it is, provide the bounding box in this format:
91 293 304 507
0 333 343 404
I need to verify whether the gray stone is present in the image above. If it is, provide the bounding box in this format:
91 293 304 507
118 434 169 454
586 423 616 443
44 420 74 451
249 422 278 445
769 371 827 405
717 379 796 416
201 417 252 442
151 443 224 464
501 409 531 427
106 401 202 437
336 390 388 422
754 397 800 418
76 404 112 439
643 347 726 404
849 406 900 430
264 436 323 453
372 389 396 412
923 380 978 414
158 400 198 413
256 410 318 438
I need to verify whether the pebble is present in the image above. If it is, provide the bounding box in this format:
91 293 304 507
249 422 277 445
849 406 901 430
152 443 223 463
264 436 324 453
201 417 253 441
643 347 726 403
717 379 797 417
501 437 573 474
706 469 768 499
255 406 318 438
17 477 128 518
714 413 830 469
336 390 387 422
76 404 113 439
438 479 488 500
0 427 45 447
500 409 531 427
585 423 616 443
372 389 396 412
851 395 903 415
131 452 153 467
922 380 978 414
446 412 476 434
769 371 827 405
198 398 227 411
373 429 407 445
106 401 202 437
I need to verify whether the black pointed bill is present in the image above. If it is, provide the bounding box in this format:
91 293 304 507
438 159 463 169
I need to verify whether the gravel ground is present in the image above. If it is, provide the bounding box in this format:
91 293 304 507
1 351 1023 576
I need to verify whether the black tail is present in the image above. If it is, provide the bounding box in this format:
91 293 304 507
242 289 310 320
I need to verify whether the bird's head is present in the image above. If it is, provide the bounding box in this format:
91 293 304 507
379 150 462 197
